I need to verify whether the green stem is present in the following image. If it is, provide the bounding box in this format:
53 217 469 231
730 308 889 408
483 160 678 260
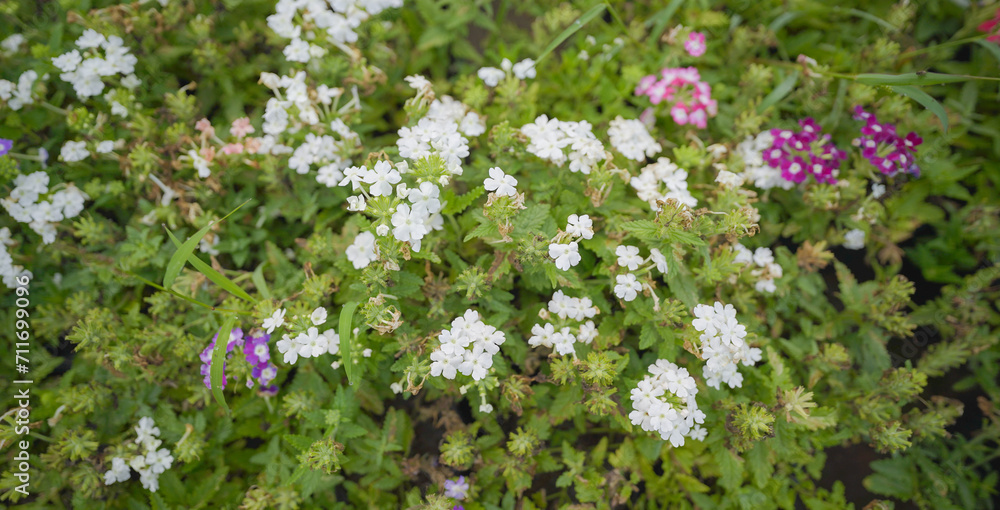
40 101 69 115
899 36 986 58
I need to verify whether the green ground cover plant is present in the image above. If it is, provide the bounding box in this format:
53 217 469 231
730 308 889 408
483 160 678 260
2 0 1000 508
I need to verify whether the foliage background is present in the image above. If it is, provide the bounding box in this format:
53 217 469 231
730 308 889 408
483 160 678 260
1 0 1000 508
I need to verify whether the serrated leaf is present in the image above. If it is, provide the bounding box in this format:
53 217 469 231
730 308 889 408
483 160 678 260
463 221 499 242
210 315 238 413
284 434 316 452
639 323 661 350
163 199 250 290
339 302 359 386
166 229 255 302
441 187 485 215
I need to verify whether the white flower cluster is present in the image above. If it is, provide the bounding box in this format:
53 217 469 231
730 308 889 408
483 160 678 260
268 0 403 62
843 228 865 250
608 116 661 161
52 29 139 99
274 307 342 365
397 87 485 177
732 244 783 293
521 115 607 174
1 171 88 244
628 360 707 447
611 245 668 302
0 228 31 288
429 310 506 381
60 139 118 163
0 70 39 110
258 71 361 184
104 417 175 493
735 132 793 190
477 57 537 87
1 34 24 56
630 157 697 210
548 214 594 271
341 159 444 255
528 290 599 356
691 302 762 389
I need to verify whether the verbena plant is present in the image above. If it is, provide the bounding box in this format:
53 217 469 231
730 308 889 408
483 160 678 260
2 0 1000 508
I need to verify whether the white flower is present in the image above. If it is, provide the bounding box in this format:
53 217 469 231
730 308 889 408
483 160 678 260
76 29 106 49
479 403 494 413
477 67 505 87
296 327 328 358
483 166 517 197
844 229 865 250
363 161 401 197
614 274 642 301
262 309 286 334
95 140 115 154
276 334 299 365
616 245 643 271
53 50 82 72
715 169 744 188
405 74 432 93
608 116 661 161
512 58 536 80
548 242 581 271
135 417 160 446
871 182 886 199
566 214 594 239
346 231 379 269
391 204 429 247
145 448 173 475
103 457 131 485
346 195 366 212
60 141 89 162
310 307 328 326
649 248 669 274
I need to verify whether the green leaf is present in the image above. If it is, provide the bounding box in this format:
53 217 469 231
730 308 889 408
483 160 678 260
252 263 272 301
536 4 607 63
975 39 1000 68
646 0 685 43
162 199 251 290
339 301 359 386
463 221 500 242
441 186 485 215
166 229 255 303
890 85 948 133
210 315 238 413
758 71 799 113
837 7 898 32
854 72 970 86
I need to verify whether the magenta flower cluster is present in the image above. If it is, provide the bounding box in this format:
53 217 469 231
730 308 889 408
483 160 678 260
634 67 717 128
763 118 848 184
852 106 923 177
199 328 278 395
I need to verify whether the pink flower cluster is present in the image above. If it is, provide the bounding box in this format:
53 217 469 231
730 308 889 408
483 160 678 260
852 106 922 177
684 32 706 57
199 328 278 395
762 118 847 185
635 68 717 129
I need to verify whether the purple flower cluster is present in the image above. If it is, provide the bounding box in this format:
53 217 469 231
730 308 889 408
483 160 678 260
199 328 278 394
852 106 922 177
0 138 12 157
763 118 847 185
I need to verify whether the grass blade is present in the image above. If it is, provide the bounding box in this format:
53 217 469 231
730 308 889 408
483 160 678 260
536 4 607 63
855 72 977 86
646 0 684 43
166 229 255 303
162 199 251 290
891 85 949 133
210 315 238 414
339 302 359 386
252 263 272 301
758 71 799 113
